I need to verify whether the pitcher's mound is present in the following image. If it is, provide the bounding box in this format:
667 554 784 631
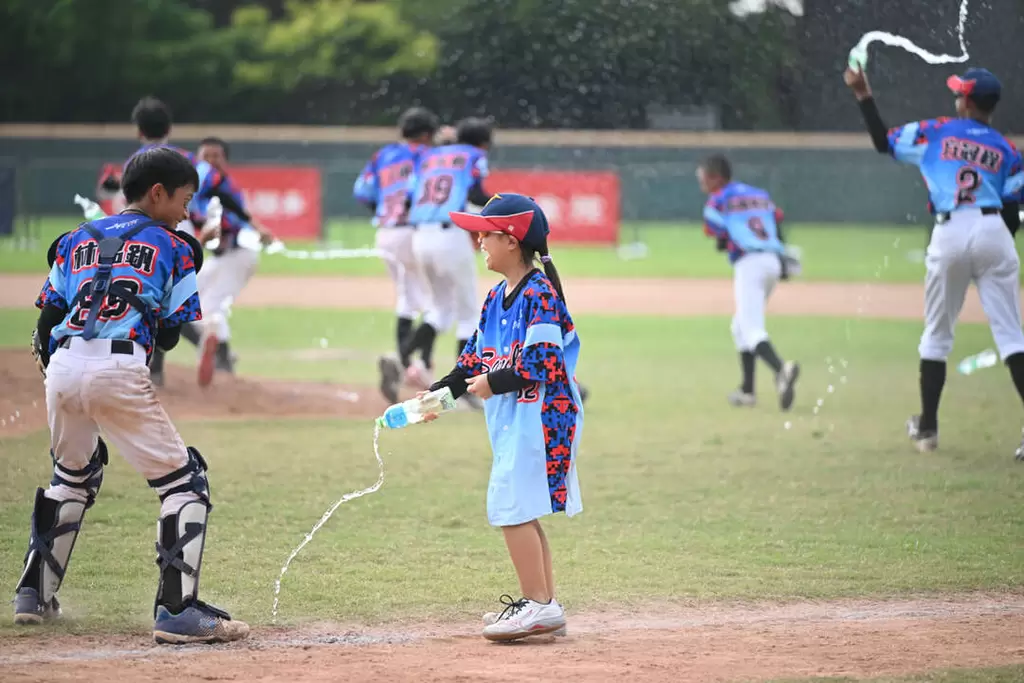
0 349 386 438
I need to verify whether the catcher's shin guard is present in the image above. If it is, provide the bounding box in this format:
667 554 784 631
149 447 213 615
14 439 108 623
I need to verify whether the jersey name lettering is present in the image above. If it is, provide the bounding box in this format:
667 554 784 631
378 160 413 187
72 240 158 276
727 196 774 212
421 153 469 172
940 138 1004 173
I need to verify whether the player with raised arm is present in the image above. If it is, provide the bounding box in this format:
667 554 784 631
698 155 800 411
355 107 439 367
19 147 248 643
845 66 1024 456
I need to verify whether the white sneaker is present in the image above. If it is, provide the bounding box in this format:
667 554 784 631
727 389 756 407
481 596 566 642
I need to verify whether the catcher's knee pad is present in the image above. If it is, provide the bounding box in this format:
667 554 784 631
16 439 107 605
149 447 213 616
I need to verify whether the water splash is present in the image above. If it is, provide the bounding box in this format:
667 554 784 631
849 0 970 69
271 423 386 622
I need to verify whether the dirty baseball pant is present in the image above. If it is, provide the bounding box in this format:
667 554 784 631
919 208 1024 362
731 251 782 351
411 223 479 340
375 225 427 319
43 337 196 519
198 248 259 342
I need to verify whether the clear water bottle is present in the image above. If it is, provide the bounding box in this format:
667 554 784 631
203 197 224 250
957 348 998 375
74 194 106 221
376 387 457 430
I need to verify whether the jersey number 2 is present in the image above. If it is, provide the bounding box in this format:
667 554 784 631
418 175 453 206
748 216 769 240
68 278 141 328
956 167 981 205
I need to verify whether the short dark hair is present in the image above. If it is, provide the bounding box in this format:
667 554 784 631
198 136 230 159
701 154 732 182
121 147 199 203
131 96 173 141
969 93 1000 114
456 117 493 147
398 107 440 139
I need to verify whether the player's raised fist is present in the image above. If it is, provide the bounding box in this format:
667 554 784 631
843 67 871 98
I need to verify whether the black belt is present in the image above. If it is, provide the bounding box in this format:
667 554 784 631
60 337 135 355
411 222 452 230
936 207 999 224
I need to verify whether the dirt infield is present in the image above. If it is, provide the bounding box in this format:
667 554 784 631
1 273 1019 682
0 272 997 322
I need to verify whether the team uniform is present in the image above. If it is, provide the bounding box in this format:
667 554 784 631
15 212 247 642
407 143 488 347
353 142 430 328
703 182 800 409
887 118 1024 364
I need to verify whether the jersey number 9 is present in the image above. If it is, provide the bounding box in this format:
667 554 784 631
418 174 453 206
748 216 769 240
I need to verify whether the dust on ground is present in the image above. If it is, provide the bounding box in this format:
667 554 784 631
0 273 1017 681
1 595 1023 682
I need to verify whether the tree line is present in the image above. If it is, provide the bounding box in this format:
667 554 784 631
1 0 802 130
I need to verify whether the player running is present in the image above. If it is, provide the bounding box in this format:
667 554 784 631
18 146 248 643
698 155 800 411
377 117 493 407
176 136 275 382
845 66 1024 456
354 107 439 364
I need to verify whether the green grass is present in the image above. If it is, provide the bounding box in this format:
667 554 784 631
776 664 1024 682
1 215 990 283
1 306 1022 638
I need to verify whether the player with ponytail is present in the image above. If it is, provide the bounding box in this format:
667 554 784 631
425 193 585 641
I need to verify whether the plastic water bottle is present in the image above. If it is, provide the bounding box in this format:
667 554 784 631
74 194 106 221
848 45 868 71
957 349 998 375
203 197 224 250
376 387 457 430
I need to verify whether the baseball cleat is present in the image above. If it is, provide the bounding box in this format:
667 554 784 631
197 334 218 388
152 601 249 645
483 603 566 637
481 595 566 642
1014 428 1024 461
906 415 938 452
728 389 756 407
377 355 403 404
776 361 800 411
12 588 62 626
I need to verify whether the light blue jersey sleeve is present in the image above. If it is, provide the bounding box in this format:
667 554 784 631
1004 147 1024 197
702 201 727 238
160 236 202 326
353 157 379 205
886 120 930 167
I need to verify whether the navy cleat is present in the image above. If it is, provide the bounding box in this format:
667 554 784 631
152 600 249 645
13 587 62 625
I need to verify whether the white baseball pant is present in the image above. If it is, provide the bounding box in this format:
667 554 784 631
375 226 427 319
197 248 259 341
44 337 196 518
731 251 782 351
411 223 479 339
919 208 1024 362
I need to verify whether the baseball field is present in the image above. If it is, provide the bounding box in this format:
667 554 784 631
1 219 1023 683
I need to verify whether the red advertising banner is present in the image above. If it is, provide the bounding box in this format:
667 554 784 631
96 164 322 240
485 170 621 244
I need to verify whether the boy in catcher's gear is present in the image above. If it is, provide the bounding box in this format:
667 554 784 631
428 193 583 641
699 155 800 411
846 66 1024 456
378 117 493 405
355 107 438 365
16 147 249 644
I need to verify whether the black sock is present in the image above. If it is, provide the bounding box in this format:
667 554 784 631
396 317 414 355
919 359 946 432
149 348 165 373
400 323 437 370
1005 353 1024 406
457 338 470 362
740 351 755 393
181 323 201 347
754 340 783 374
